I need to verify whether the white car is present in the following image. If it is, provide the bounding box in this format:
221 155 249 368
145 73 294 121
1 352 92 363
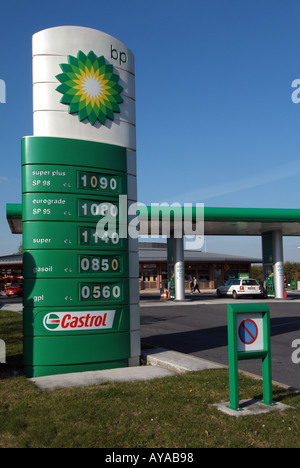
216 278 262 299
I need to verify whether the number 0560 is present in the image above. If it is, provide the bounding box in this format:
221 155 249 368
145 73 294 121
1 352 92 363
80 284 121 301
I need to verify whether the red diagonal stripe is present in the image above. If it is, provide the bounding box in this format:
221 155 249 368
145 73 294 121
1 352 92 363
242 323 255 340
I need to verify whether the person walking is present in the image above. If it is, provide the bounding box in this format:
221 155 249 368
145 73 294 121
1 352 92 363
191 276 201 294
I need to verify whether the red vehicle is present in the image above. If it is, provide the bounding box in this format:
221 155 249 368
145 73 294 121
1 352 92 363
5 284 23 297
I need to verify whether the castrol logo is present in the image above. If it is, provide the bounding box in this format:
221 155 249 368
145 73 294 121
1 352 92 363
43 311 115 331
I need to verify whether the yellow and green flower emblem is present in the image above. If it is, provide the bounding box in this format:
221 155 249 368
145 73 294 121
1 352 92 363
56 51 123 126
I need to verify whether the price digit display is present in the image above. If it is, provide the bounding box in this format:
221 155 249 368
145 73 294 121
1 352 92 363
79 283 122 301
78 199 118 218
78 171 120 193
79 227 120 247
79 255 121 273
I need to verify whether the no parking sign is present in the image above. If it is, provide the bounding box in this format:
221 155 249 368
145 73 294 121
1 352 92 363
237 313 264 352
227 304 275 412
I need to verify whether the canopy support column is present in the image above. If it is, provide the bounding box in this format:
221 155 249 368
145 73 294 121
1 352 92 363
272 230 285 300
262 230 285 299
174 236 185 301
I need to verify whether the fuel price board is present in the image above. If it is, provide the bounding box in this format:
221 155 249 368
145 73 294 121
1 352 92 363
22 136 131 377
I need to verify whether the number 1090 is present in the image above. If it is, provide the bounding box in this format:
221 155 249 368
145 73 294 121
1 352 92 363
78 171 120 193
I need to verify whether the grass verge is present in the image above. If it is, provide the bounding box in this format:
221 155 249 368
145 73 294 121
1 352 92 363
0 310 299 448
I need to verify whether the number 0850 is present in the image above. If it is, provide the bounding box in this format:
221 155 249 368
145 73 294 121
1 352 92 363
80 284 121 301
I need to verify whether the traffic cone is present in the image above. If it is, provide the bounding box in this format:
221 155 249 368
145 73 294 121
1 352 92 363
163 288 168 300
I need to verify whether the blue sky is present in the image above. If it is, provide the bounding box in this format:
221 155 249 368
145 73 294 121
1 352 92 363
1 0 300 260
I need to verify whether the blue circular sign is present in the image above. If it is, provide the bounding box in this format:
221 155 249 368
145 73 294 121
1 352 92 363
238 319 258 345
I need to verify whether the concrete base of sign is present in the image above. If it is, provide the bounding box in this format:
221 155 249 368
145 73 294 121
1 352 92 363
29 348 225 391
143 348 225 374
29 366 176 391
214 399 293 417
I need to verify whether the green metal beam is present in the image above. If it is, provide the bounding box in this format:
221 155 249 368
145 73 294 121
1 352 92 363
137 205 300 222
6 203 300 236
6 204 23 234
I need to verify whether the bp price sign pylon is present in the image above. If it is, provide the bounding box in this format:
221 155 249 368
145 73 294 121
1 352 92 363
227 303 276 412
22 26 139 377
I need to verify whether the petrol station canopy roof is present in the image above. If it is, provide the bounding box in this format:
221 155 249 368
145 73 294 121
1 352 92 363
7 204 300 237
137 206 300 236
6 204 23 235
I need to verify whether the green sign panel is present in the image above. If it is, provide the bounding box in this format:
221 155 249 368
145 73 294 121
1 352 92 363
23 193 124 222
23 221 128 251
23 278 129 307
22 136 127 170
227 303 276 412
22 164 127 196
23 332 130 376
23 250 129 279
22 136 131 378
23 305 130 336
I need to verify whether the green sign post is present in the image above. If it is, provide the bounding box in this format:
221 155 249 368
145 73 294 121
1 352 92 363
22 136 131 377
227 303 276 412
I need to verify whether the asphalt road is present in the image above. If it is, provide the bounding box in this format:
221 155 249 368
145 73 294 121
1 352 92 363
140 295 300 390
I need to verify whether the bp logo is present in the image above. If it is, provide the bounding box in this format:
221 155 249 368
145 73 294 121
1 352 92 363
56 50 123 126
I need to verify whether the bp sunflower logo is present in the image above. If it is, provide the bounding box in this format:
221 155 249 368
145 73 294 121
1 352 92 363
56 50 123 126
